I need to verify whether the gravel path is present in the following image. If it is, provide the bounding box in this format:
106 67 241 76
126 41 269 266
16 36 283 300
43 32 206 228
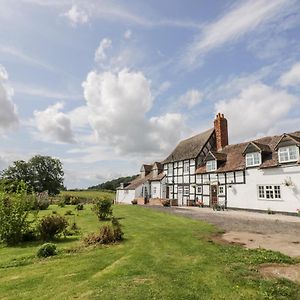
147 206 300 235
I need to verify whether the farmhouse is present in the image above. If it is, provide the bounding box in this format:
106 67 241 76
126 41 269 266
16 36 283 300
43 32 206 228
116 113 300 214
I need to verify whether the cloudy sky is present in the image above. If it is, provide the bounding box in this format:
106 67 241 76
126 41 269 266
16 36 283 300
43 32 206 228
1 0 300 188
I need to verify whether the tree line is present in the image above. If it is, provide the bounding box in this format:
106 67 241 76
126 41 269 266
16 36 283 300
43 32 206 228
88 175 138 191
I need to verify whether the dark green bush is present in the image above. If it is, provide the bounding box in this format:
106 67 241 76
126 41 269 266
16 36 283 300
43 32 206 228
37 243 57 258
76 203 84 211
22 227 39 242
92 197 113 221
38 215 68 241
111 217 124 241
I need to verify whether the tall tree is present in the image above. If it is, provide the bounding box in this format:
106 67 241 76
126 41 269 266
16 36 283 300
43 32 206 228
1 155 64 195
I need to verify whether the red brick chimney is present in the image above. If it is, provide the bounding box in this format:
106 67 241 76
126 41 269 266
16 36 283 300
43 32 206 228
214 113 228 151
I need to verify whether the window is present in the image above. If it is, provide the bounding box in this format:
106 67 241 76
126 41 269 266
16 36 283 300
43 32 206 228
168 164 173 175
184 161 189 173
278 145 299 163
257 185 281 200
196 186 202 194
152 187 157 194
206 160 217 172
246 152 261 167
218 186 225 195
184 185 189 195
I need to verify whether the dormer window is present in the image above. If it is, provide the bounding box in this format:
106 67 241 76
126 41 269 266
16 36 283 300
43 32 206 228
206 160 217 172
246 152 261 167
278 145 299 163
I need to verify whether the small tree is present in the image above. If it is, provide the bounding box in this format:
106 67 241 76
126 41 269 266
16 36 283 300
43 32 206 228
92 197 113 221
0 182 34 245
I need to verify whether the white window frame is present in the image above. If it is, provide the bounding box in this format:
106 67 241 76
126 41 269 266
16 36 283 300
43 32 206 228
184 185 189 195
257 185 282 200
168 163 173 175
278 145 299 163
206 160 217 172
218 186 225 195
245 152 261 167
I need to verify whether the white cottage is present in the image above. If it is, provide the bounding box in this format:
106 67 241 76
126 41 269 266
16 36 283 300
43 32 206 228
117 113 300 214
115 162 166 204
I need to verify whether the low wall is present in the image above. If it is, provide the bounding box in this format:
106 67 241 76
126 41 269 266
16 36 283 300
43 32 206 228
136 197 145 205
149 198 162 206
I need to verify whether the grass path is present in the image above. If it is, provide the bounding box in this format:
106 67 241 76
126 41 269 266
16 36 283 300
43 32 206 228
0 205 299 299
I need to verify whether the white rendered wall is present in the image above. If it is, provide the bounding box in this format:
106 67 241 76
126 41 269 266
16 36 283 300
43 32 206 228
116 189 135 204
227 166 300 213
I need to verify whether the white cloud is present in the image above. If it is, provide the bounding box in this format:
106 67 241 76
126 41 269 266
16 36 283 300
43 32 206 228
183 0 294 66
0 65 19 132
215 83 297 142
32 102 75 143
63 5 88 26
124 29 132 39
279 62 300 87
94 38 112 64
82 69 184 156
179 89 203 109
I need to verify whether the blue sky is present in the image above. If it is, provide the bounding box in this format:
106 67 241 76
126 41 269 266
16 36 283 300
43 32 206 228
1 0 300 188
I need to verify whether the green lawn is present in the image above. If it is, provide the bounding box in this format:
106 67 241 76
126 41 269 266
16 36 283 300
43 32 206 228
0 205 299 299
59 190 115 200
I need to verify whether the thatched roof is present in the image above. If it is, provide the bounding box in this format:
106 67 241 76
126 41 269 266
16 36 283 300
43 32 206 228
163 128 214 163
196 130 300 174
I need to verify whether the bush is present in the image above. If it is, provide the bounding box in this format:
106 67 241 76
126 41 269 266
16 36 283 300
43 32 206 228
33 191 50 210
0 183 35 245
111 217 124 241
62 194 71 205
58 199 65 207
83 218 124 246
92 197 113 221
37 243 57 258
70 196 80 205
76 203 84 211
131 199 137 205
38 215 68 241
64 222 80 236
161 199 170 207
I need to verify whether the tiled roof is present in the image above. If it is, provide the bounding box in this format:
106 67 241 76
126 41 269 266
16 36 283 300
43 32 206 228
196 130 300 174
163 128 214 163
124 170 165 189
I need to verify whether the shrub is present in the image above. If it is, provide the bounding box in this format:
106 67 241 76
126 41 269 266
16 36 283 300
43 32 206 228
64 222 80 236
58 199 65 207
83 218 124 246
70 196 80 205
111 217 124 241
75 203 84 211
37 243 57 258
62 194 71 205
33 191 50 210
161 199 170 207
38 215 68 241
92 197 113 221
131 199 137 205
0 183 35 245
22 227 39 242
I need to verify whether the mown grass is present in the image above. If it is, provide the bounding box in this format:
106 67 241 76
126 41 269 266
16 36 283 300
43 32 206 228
59 190 115 201
0 204 299 300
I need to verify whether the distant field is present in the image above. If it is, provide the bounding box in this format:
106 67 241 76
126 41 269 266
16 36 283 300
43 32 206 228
60 190 115 201
0 205 299 299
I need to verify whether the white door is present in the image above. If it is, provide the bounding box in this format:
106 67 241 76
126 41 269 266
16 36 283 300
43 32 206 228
178 186 183 206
